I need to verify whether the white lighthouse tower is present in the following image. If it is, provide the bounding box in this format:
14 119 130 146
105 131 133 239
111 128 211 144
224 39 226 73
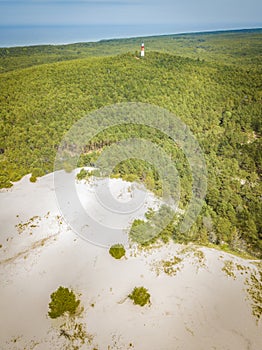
141 42 145 57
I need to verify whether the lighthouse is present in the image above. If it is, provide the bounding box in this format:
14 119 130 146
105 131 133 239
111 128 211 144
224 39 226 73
141 42 145 57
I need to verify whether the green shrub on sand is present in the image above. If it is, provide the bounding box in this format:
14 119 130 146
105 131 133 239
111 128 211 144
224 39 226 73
109 244 126 259
128 287 151 307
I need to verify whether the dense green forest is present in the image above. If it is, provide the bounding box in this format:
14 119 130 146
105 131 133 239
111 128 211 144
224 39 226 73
0 29 261 73
0 30 261 257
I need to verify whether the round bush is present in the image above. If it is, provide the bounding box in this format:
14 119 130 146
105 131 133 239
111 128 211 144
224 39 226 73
29 175 37 182
109 244 126 259
48 286 80 319
128 286 151 306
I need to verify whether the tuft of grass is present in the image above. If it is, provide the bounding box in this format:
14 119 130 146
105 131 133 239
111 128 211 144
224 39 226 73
193 249 206 269
222 260 236 279
59 320 94 350
161 256 183 276
245 264 262 323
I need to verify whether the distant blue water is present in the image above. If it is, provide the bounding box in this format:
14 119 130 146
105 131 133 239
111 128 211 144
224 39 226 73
0 24 182 47
0 24 261 48
0 24 236 48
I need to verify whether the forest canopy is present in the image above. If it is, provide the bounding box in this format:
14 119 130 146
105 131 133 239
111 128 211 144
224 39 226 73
0 30 261 257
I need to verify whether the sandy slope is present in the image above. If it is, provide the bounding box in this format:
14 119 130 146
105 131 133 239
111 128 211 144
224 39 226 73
0 172 261 350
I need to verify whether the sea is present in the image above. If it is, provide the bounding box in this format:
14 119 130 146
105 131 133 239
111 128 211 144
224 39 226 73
0 24 191 48
0 23 247 48
1 23 261 48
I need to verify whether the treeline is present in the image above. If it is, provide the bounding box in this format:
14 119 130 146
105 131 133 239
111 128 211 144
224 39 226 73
0 29 261 73
0 44 261 256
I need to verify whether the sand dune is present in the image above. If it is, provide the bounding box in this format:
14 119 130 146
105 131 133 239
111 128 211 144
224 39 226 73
0 172 261 349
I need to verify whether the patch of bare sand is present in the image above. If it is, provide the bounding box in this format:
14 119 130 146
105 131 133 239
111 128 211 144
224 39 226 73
0 172 261 349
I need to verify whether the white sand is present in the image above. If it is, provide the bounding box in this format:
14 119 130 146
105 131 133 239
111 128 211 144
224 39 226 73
0 172 261 350
54 168 162 246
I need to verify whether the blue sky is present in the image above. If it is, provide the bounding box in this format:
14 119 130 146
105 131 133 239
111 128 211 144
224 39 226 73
0 0 261 28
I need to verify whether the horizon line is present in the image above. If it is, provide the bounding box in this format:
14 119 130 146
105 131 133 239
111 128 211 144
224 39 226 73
0 25 261 49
